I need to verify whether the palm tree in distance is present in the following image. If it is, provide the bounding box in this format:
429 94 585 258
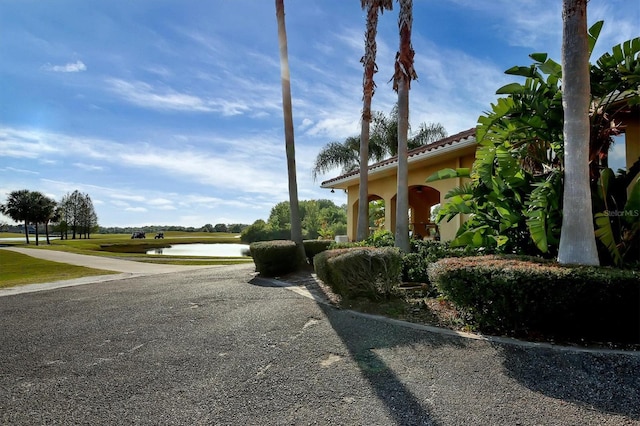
0 189 33 244
357 0 393 241
393 0 418 253
557 0 599 265
312 108 446 180
275 0 306 266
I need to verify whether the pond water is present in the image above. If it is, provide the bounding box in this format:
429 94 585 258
146 243 250 257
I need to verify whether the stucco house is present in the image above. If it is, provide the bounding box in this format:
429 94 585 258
321 117 639 242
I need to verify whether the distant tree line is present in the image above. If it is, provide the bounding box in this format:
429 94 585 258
98 224 249 234
0 189 98 245
241 199 347 243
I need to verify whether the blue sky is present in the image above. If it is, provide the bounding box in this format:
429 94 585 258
1 0 637 228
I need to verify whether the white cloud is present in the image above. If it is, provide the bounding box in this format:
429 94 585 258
2 166 39 175
42 60 87 73
106 79 214 113
73 163 105 172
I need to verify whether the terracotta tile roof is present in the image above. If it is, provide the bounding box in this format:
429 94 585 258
321 127 476 187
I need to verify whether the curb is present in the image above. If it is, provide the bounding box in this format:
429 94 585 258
255 276 640 357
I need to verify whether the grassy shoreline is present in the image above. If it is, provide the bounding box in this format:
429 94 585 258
0 232 253 288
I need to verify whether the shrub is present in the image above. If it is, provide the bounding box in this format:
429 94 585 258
314 247 402 300
250 240 300 277
367 229 395 247
241 220 290 243
303 239 332 263
428 255 640 343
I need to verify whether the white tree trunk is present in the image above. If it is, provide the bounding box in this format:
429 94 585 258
557 0 599 265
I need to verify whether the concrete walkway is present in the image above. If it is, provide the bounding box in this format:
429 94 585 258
0 247 219 296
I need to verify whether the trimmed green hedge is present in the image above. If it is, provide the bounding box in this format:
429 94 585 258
314 247 402 300
250 240 300 277
303 239 333 263
428 255 640 343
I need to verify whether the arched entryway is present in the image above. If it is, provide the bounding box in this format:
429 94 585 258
351 194 384 239
408 185 440 239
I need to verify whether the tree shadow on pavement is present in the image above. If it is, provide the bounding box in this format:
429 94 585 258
251 273 468 425
251 270 640 422
496 344 640 420
317 302 470 425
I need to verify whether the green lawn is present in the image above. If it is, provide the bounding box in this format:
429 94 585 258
0 232 253 287
0 250 118 288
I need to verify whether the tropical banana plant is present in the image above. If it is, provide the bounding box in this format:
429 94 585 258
593 163 640 265
427 22 640 263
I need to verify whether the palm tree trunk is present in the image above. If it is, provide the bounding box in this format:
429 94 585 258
357 103 371 241
557 0 599 265
395 80 410 252
357 1 390 242
24 220 29 244
393 0 417 253
276 0 305 266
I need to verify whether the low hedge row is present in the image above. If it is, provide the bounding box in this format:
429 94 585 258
314 247 402 300
250 240 300 277
249 239 333 277
428 255 640 343
303 239 333 263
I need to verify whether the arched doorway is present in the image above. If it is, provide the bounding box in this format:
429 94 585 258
351 194 384 239
409 185 440 239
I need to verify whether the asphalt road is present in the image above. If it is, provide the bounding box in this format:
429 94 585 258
1 260 639 424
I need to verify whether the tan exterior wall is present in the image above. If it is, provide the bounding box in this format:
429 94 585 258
344 148 475 242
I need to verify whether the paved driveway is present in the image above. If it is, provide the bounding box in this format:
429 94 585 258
1 261 638 425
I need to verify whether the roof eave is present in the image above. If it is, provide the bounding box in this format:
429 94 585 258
320 135 477 189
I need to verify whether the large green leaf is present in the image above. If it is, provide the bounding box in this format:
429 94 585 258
504 65 535 78
594 212 622 265
529 52 548 63
623 175 640 226
425 168 470 182
496 83 524 95
598 168 614 199
527 210 548 253
588 21 603 56
538 59 561 78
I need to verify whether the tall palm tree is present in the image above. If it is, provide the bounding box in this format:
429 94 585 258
1 189 33 244
275 0 305 266
557 0 599 265
393 0 417 252
357 0 393 241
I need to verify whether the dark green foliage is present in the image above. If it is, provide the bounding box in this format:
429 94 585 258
313 247 402 300
241 219 289 243
303 239 333 263
402 239 490 284
428 27 640 263
367 229 395 247
428 256 640 343
241 200 347 243
250 240 301 277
